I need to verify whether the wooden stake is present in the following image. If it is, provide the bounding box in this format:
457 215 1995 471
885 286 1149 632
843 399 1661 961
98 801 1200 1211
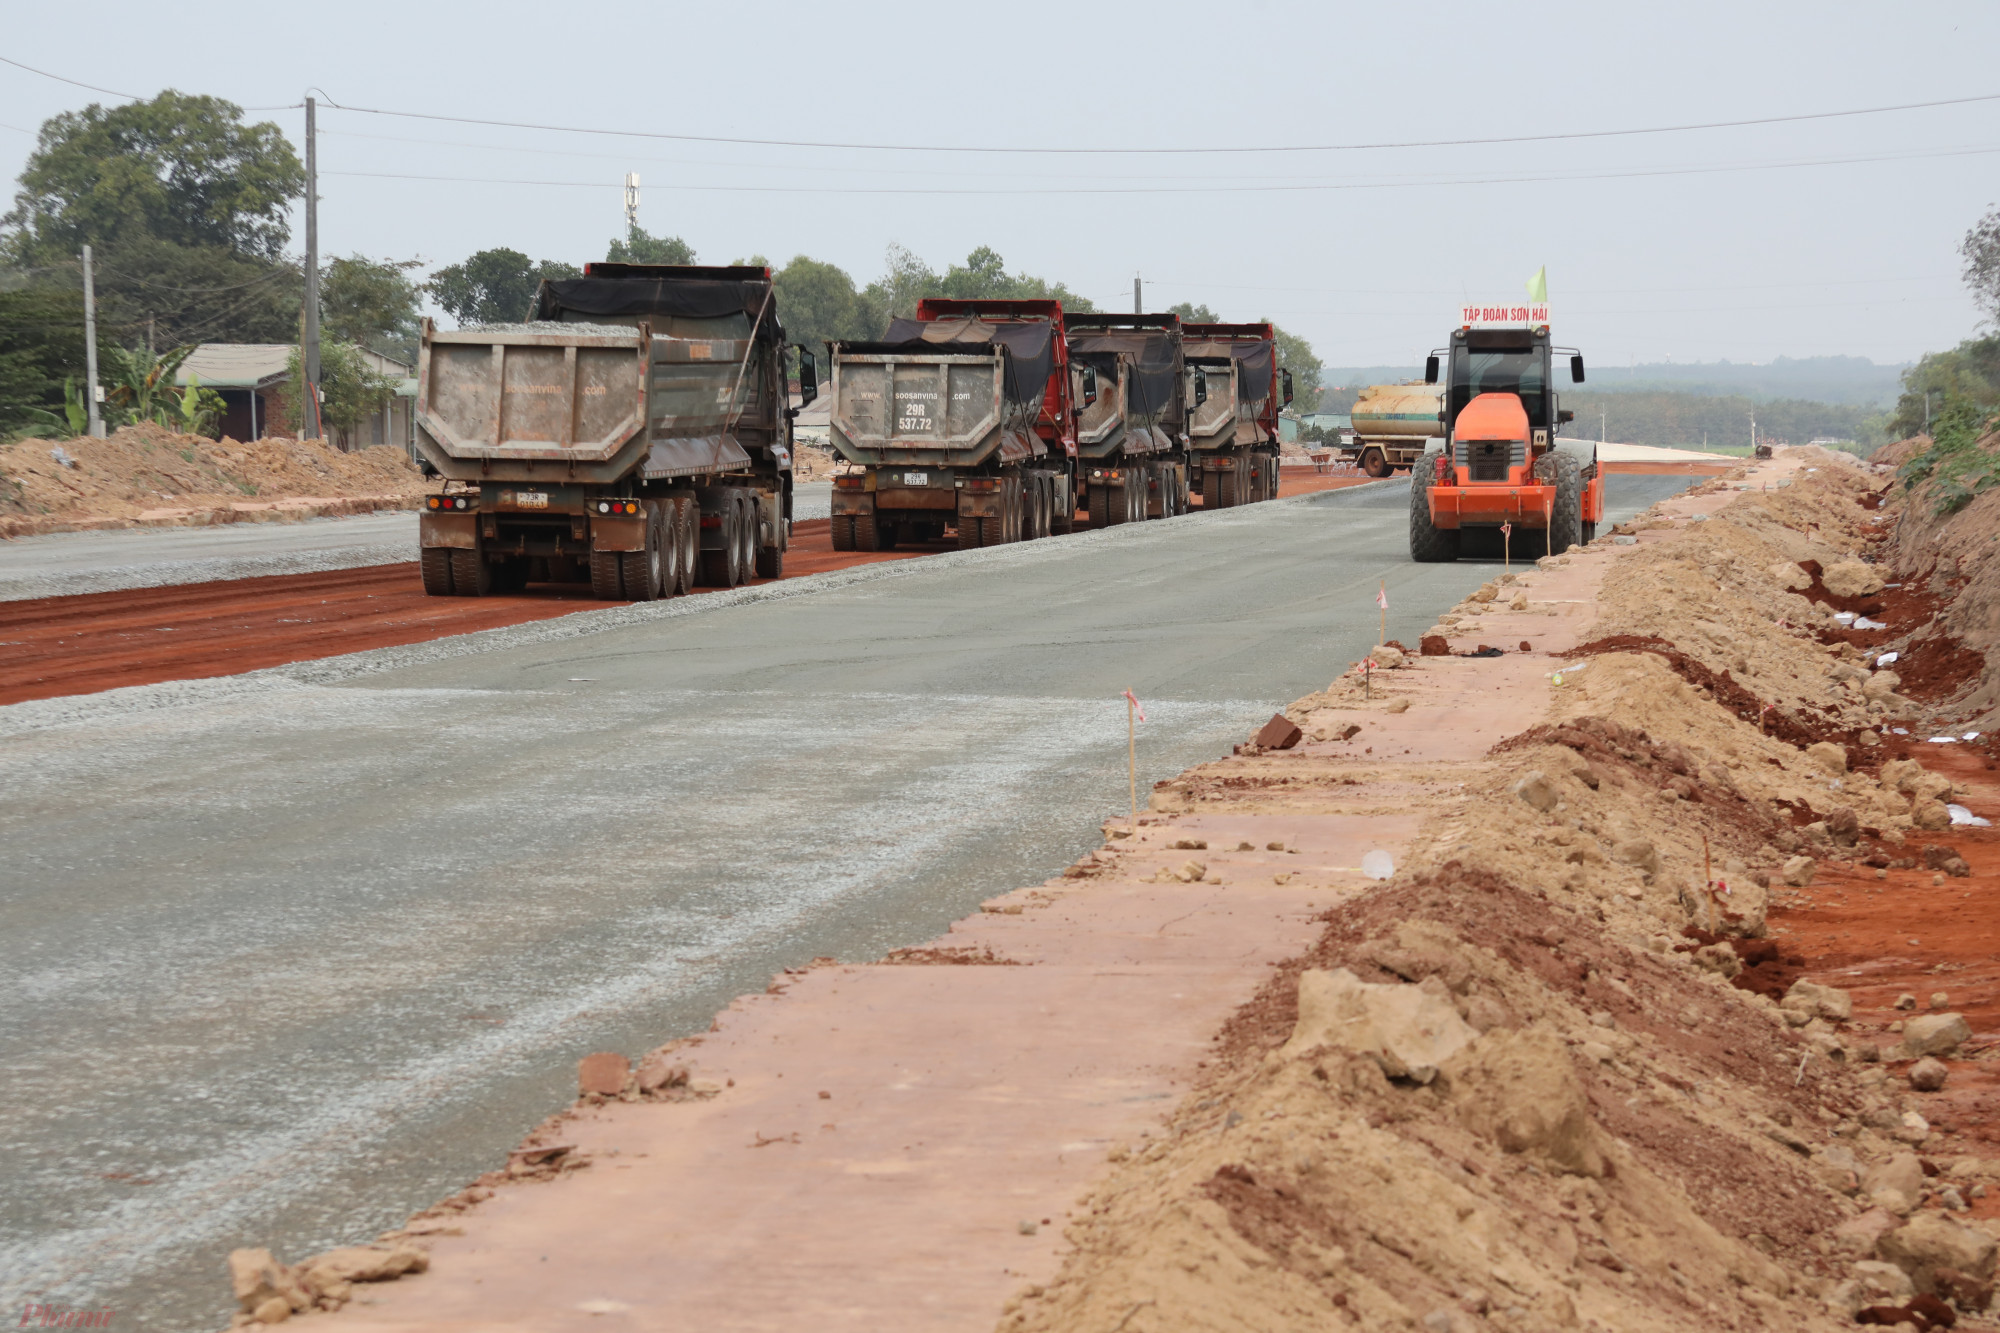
1703 833 1717 933
1127 689 1137 832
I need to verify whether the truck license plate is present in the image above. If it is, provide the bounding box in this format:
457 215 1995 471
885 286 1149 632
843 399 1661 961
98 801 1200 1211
901 471 928 486
513 491 548 509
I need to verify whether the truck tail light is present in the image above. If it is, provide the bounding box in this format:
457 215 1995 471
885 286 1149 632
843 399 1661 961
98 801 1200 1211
833 476 864 489
700 514 722 529
595 500 641 515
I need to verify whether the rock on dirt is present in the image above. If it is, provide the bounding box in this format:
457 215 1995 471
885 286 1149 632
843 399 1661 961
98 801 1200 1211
1783 978 1853 1021
1782 854 1818 887
577 1052 631 1096
1822 559 1887 599
1899 1012 1972 1059
1442 1027 1606 1177
1280 967 1476 1084
1908 1057 1950 1092
1877 1211 1998 1296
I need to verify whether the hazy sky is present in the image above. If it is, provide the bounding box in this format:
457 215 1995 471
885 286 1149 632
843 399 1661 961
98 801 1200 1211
3 1 1996 369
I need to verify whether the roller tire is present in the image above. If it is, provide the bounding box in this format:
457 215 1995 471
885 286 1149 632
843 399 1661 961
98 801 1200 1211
420 548 455 596
831 514 857 552
590 550 626 599
1408 460 1460 563
450 547 492 597
1545 452 1584 555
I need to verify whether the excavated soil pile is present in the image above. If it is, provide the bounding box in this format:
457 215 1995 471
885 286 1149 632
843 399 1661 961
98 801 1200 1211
0 424 423 536
1007 455 2000 1333
1877 426 2000 726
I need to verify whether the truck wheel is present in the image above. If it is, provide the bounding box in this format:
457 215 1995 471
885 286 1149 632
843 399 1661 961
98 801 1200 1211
657 500 683 595
1218 467 1238 509
736 496 757 583
620 502 663 601
1088 484 1111 528
831 514 856 552
755 518 783 579
1362 448 1391 479
1052 475 1076 534
1408 460 1459 563
590 551 625 599
1545 453 1584 555
977 516 1005 546
856 512 890 552
957 516 981 550
450 547 493 596
698 502 739 586
420 548 455 596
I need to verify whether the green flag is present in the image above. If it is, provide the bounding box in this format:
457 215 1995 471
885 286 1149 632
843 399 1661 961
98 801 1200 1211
1525 266 1548 302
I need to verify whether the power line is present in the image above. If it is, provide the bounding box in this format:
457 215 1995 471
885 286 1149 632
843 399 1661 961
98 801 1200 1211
321 142 2000 197
0 54 301 111
321 89 2000 156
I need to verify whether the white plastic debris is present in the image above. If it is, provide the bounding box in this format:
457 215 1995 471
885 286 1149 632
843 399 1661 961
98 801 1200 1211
1948 804 1991 827
1965 732 1982 741
1833 612 1857 625
1927 736 1957 744
1853 617 1887 630
1690 513 1710 522
1874 651 1899 666
1892 727 1909 735
1612 535 1638 545
49 445 76 469
1360 849 1395 881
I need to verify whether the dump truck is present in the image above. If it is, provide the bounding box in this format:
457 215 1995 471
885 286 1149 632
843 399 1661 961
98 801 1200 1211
1066 313 1189 525
1408 311 1600 561
414 264 805 599
1344 382 1445 477
1182 322 1292 508
826 299 1075 550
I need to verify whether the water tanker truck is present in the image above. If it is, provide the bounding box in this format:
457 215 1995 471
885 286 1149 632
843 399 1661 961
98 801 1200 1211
414 263 805 598
826 299 1076 549
1344 382 1445 477
1182 322 1291 508
1408 310 1601 561
1066 313 1190 525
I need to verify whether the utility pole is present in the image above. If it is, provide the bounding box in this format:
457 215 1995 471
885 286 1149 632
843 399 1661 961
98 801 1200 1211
1133 273 1142 315
1750 413 1757 451
1924 390 1933 436
82 244 103 437
302 95 322 440
624 173 640 231
1600 410 1606 445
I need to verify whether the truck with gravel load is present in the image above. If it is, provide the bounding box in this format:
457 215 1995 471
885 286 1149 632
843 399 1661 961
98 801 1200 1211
1066 313 1190 525
1182 322 1291 508
826 299 1076 550
1343 382 1445 477
1408 308 1600 562
414 263 807 599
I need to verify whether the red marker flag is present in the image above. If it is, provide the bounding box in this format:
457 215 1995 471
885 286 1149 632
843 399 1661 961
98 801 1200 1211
1376 582 1388 610
1500 521 1513 539
1122 689 1147 723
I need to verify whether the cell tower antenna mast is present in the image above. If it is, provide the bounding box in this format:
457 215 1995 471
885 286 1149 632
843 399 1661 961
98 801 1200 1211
624 173 640 230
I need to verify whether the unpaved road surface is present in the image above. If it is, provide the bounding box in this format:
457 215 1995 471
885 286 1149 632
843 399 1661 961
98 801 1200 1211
0 476 1691 1330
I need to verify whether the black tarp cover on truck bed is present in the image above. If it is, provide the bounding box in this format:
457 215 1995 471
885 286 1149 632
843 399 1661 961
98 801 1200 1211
838 317 1055 406
535 266 783 344
1184 337 1274 400
1069 328 1181 416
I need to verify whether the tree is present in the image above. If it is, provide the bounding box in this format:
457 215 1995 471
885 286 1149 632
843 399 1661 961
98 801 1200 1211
427 249 581 326
1886 335 2000 439
1271 324 1324 413
607 224 695 265
278 341 396 445
0 285 109 435
859 243 940 325
2 91 303 265
936 246 1096 311
1965 206 2000 328
322 255 422 363
1168 301 1219 323
774 255 876 354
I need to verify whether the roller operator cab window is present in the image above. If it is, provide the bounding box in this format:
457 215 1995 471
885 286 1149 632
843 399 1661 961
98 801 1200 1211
1449 347 1549 430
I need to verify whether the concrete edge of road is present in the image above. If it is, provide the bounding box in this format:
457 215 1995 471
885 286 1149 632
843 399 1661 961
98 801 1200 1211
0 484 1396 739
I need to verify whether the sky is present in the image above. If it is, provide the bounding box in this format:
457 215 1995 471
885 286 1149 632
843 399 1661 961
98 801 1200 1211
2 0 1997 371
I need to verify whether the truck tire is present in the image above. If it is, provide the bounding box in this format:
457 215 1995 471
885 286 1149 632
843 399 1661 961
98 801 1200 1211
1408 459 1459 563
737 496 757 580
1052 474 1076 534
659 500 684 595
450 547 493 596
590 551 625 599
855 512 890 552
1545 453 1584 555
699 502 741 586
1361 448 1390 478
977 516 1005 546
1089 484 1112 528
619 502 663 601
420 548 455 596
1218 467 1239 509
755 527 783 580
831 514 856 551
957 516 981 550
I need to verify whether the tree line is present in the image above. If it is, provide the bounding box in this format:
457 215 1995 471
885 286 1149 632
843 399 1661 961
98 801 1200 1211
0 89 1328 440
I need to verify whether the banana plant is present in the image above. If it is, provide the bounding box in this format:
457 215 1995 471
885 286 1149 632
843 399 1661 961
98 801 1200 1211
103 344 198 428
23 377 90 438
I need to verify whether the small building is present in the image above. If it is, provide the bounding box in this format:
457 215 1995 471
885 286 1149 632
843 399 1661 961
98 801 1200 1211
175 344 417 455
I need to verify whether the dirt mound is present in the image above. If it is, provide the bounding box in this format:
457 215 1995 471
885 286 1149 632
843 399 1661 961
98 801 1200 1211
1880 426 2000 725
0 423 423 536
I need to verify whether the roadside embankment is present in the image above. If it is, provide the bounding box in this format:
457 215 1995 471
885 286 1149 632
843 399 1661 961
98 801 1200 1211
218 449 2000 1333
0 424 423 537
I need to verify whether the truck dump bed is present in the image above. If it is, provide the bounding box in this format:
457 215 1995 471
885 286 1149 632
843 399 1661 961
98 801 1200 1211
1181 323 1278 450
829 316 1055 468
1066 314 1184 460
